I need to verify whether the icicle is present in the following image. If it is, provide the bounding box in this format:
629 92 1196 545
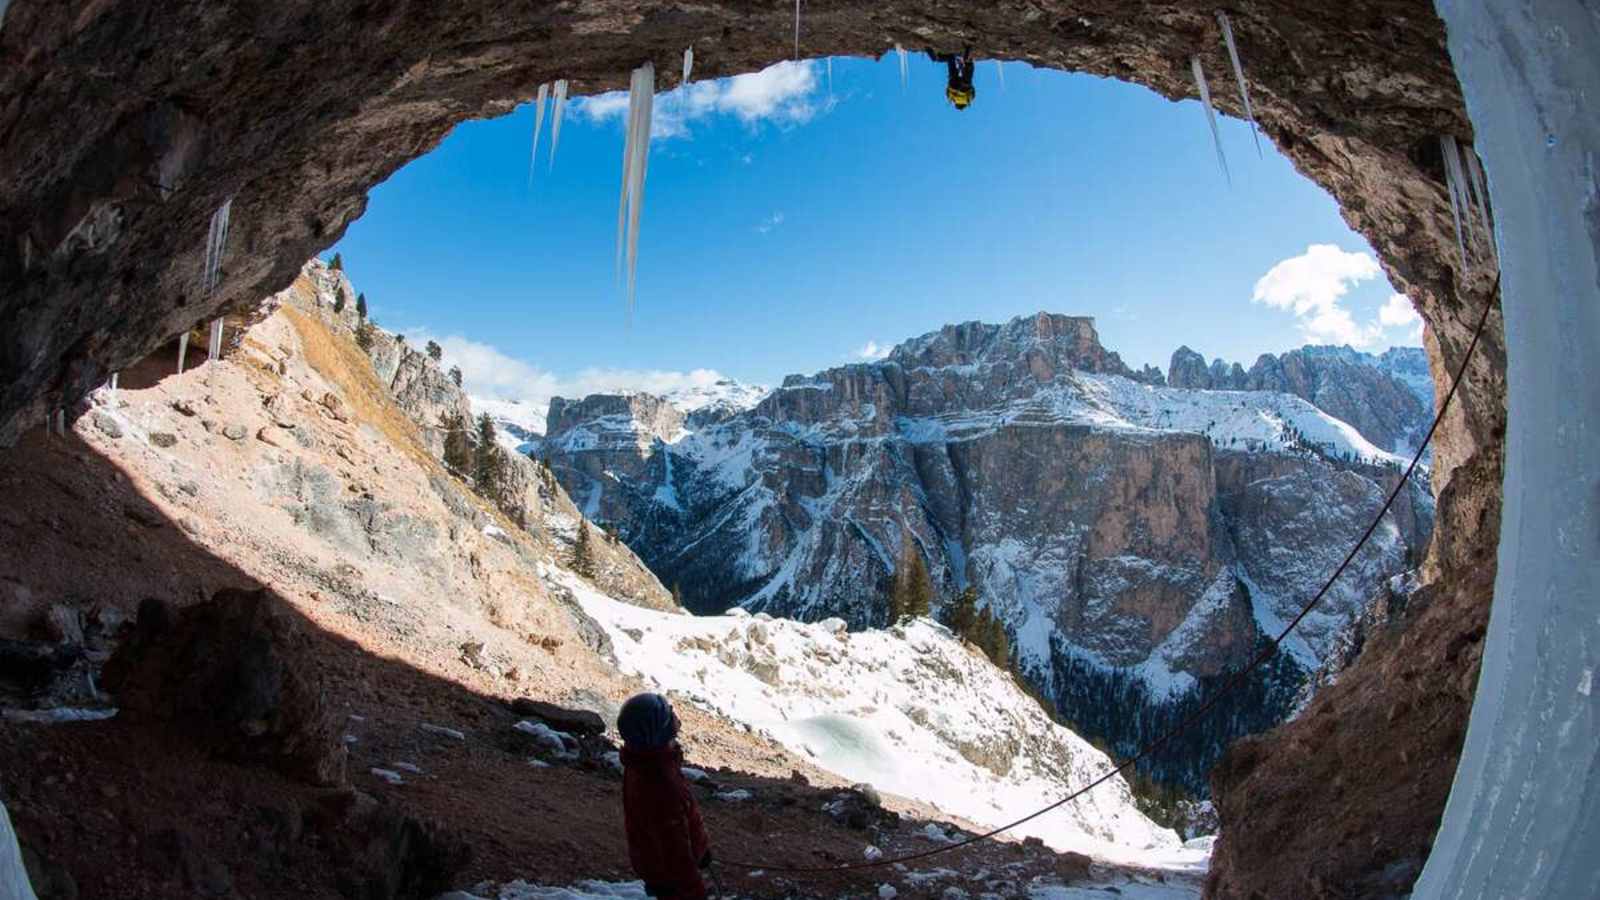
1461 142 1494 247
793 0 801 59
682 47 694 86
1216 12 1262 158
827 57 834 95
177 332 190 375
207 318 224 361
1191 57 1231 186
995 59 1006 90
615 63 655 317
54 409 66 436
528 82 549 187
109 372 118 392
201 198 232 295
549 80 569 171
895 44 908 89
1439 135 1470 268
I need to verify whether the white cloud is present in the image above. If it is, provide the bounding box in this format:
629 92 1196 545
856 340 891 361
756 211 785 234
1251 244 1428 347
1378 292 1420 328
572 60 829 140
402 330 740 431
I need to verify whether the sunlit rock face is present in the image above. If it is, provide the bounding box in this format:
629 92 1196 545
0 2 1506 897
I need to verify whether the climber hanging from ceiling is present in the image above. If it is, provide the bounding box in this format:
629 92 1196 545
928 45 976 110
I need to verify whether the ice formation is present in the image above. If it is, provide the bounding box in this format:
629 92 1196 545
1439 135 1470 267
1216 12 1262 157
895 43 908 89
207 317 224 361
793 0 801 59
681 47 693 85
995 58 1006 90
1190 57 1230 185
176 331 189 374
548 80 569 171
201 197 232 295
827 56 833 95
614 63 655 317
1461 142 1494 251
528 82 549 185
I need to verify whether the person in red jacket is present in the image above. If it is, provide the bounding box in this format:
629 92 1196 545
618 692 713 899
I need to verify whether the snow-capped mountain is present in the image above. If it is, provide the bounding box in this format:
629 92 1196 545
473 378 767 453
1165 343 1433 455
538 313 1434 790
555 569 1193 865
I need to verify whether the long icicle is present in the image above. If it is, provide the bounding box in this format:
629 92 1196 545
201 197 233 296
827 57 833 96
177 332 189 375
1216 12 1263 158
1439 135 1470 268
793 0 801 59
1462 142 1494 248
1191 57 1231 186
683 47 694 86
548 80 569 171
895 43 908 89
208 318 224 361
623 64 656 320
995 59 1006 91
528 83 549 186
616 73 642 283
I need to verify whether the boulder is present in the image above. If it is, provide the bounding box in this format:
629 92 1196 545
103 589 347 787
508 698 605 736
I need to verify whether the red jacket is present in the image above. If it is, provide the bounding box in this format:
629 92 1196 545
621 743 711 899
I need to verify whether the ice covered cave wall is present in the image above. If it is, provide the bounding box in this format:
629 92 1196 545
1414 3 1600 897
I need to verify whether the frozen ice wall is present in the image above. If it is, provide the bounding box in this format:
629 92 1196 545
1420 3 1600 898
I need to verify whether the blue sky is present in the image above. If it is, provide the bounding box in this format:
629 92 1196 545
332 53 1421 411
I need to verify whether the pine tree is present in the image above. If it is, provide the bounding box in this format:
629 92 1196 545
890 530 933 622
426 340 443 361
449 366 463 388
330 252 343 271
356 292 368 321
572 521 596 579
974 608 1010 669
354 320 375 352
944 585 979 639
442 413 473 475
473 413 503 500
333 286 347 314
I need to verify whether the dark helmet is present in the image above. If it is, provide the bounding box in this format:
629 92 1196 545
617 692 681 749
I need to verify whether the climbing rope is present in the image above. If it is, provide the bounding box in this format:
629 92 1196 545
719 278 1499 877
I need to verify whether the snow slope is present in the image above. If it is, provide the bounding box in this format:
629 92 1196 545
554 570 1193 866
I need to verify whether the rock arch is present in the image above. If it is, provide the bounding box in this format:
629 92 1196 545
0 2 1593 898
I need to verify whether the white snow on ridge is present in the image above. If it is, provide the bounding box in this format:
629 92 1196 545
557 572 1198 866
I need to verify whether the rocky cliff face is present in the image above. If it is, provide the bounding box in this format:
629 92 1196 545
1167 344 1433 454
540 312 1433 789
275 258 674 611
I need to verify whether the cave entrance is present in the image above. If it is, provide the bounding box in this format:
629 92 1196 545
2 2 1595 897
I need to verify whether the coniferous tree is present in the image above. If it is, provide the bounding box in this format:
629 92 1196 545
944 585 980 640
473 412 503 500
356 292 368 321
572 522 596 579
330 252 343 271
442 413 473 475
449 366 463 388
890 530 933 622
333 286 347 314
354 320 375 352
426 340 443 361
